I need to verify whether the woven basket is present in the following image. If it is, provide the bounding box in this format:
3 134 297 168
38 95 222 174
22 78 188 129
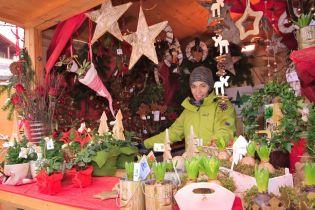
297 25 315 49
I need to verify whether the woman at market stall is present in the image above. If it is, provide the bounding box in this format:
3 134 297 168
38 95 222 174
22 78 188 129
144 66 236 151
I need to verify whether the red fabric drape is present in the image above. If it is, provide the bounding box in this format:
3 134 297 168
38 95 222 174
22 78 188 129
45 13 87 83
290 47 315 102
159 64 180 105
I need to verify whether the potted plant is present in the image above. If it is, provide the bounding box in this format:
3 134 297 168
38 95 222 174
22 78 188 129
36 138 64 195
2 138 37 185
88 133 121 176
293 12 315 49
144 162 173 210
253 167 270 208
185 157 200 183
119 162 145 210
66 148 93 188
199 156 221 185
240 141 256 166
257 144 275 174
303 162 315 193
216 137 230 161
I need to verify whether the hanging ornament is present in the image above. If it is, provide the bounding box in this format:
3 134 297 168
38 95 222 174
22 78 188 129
87 0 132 43
211 0 225 17
265 33 287 54
212 35 229 55
235 0 263 40
164 38 183 71
123 7 168 69
214 76 230 96
185 38 208 62
278 8 298 34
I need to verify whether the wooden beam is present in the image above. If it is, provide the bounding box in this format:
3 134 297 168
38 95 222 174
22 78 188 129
24 27 44 86
25 0 106 31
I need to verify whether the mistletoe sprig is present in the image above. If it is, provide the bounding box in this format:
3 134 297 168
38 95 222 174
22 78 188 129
242 81 303 152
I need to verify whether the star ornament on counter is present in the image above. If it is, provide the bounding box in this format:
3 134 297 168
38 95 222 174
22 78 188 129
235 0 263 40
87 0 132 43
123 6 168 69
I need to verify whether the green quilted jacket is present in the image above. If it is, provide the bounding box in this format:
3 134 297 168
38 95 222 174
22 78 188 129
144 92 236 149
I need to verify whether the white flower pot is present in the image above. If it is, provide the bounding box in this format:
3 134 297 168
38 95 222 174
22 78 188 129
3 162 30 185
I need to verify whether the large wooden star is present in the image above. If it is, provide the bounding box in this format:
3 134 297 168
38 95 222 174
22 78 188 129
87 0 132 43
235 0 263 40
123 7 168 69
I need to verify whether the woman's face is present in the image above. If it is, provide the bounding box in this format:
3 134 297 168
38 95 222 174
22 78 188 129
190 81 210 102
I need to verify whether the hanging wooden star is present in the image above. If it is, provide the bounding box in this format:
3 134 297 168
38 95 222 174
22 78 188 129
87 0 132 43
235 0 263 40
123 7 168 69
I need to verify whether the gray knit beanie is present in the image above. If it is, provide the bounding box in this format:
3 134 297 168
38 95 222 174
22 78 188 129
189 66 214 91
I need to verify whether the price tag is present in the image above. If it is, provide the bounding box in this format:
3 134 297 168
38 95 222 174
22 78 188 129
160 116 166 121
286 71 299 82
46 139 54 150
139 157 151 180
196 138 203 147
133 163 141 181
153 143 165 152
146 116 151 120
117 48 123 55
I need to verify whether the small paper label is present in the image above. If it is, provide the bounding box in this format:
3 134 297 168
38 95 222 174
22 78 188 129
161 116 166 120
46 139 54 150
139 157 151 180
286 71 299 82
133 163 141 181
147 151 156 162
153 143 165 152
117 48 123 55
146 116 151 120
196 138 203 147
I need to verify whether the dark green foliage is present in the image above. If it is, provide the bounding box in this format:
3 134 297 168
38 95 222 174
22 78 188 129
307 106 315 158
242 82 302 152
5 137 37 165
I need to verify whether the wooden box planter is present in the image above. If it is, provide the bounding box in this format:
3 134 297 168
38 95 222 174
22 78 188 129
119 179 145 210
297 25 315 49
144 180 173 210
220 167 293 196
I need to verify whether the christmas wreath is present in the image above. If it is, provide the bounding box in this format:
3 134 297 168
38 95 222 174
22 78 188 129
185 38 208 63
242 81 303 152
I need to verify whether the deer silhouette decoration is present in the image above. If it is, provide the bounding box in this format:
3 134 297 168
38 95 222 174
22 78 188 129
212 35 229 55
211 0 225 17
214 76 230 96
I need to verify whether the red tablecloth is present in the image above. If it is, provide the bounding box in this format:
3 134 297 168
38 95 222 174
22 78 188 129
0 177 243 210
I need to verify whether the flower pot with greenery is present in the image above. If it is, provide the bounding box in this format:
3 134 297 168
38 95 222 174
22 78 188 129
116 141 138 169
37 138 64 195
240 141 256 166
144 162 173 210
3 139 37 185
120 162 145 210
294 12 315 49
253 167 271 208
66 148 93 188
185 158 200 184
199 156 221 185
216 137 230 161
257 145 275 174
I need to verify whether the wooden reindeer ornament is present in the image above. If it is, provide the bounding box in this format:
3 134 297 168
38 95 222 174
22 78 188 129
98 111 109 135
212 35 229 55
211 0 225 17
112 109 125 140
214 76 230 96
163 129 172 162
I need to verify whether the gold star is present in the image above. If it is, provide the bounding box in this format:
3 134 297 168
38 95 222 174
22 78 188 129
235 0 263 40
123 7 168 69
87 0 132 43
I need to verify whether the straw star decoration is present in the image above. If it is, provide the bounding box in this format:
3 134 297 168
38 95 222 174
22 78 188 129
235 0 263 40
87 0 132 43
123 7 168 69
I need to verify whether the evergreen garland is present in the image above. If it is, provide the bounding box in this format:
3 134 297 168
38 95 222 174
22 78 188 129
307 105 315 158
242 81 303 152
